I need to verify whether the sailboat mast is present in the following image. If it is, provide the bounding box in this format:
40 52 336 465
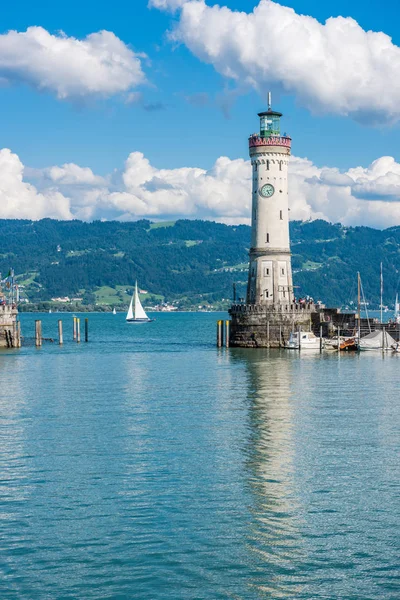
380 262 383 325
357 272 361 339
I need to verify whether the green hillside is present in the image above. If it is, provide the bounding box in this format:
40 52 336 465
0 218 399 310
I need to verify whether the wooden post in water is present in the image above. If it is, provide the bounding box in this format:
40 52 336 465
298 327 301 351
279 325 282 348
35 320 42 347
76 318 81 343
217 320 223 347
85 318 89 343
73 316 77 341
225 320 230 348
267 321 270 347
17 320 21 348
320 325 323 353
337 328 340 353
58 320 63 345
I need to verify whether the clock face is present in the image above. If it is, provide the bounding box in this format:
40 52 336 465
259 183 275 198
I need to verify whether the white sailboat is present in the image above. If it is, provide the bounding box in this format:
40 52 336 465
126 282 153 323
113 307 117 315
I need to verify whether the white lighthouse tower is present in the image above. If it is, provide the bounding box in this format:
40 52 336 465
247 95 293 305
229 98 316 347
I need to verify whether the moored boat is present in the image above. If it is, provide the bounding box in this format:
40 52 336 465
285 331 322 350
340 337 358 351
359 329 396 351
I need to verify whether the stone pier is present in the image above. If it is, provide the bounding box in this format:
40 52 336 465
0 304 20 348
229 302 316 348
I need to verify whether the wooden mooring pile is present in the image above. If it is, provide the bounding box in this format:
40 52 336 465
216 320 230 348
33 317 89 347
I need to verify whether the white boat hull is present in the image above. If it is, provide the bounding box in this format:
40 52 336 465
285 331 322 350
359 346 391 352
285 341 321 350
126 318 153 323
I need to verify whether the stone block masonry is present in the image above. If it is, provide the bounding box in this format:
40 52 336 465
229 303 316 348
0 304 20 348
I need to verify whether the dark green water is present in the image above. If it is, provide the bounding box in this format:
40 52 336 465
0 313 399 599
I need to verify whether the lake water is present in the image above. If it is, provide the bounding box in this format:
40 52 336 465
1 312 399 599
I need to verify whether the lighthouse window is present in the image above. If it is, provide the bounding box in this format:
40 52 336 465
265 290 269 298
281 268 285 275
280 210 283 220
266 233 270 243
266 160 269 170
264 267 270 276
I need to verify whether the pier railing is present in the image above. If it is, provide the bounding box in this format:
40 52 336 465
230 302 315 314
249 135 292 149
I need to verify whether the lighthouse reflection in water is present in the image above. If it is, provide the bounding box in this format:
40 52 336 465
227 348 399 599
238 350 304 598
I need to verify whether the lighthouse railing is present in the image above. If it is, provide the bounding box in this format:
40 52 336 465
249 135 291 149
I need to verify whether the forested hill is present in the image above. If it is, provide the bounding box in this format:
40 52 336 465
0 218 399 309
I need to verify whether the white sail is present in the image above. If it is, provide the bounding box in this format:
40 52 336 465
134 281 149 320
126 295 134 321
126 281 149 321
395 294 399 318
113 307 116 315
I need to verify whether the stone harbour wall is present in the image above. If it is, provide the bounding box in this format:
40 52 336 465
0 304 20 348
229 303 317 348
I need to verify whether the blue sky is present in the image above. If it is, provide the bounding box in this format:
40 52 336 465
2 0 400 227
1 0 399 172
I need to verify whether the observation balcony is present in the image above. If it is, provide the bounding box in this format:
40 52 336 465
229 302 316 315
249 134 291 149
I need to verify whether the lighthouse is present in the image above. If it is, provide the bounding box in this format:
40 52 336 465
247 95 293 305
229 97 316 347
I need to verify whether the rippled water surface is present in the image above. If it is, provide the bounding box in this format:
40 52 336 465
0 312 399 599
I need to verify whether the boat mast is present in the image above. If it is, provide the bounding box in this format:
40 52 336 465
380 262 383 325
357 272 361 340
360 275 371 333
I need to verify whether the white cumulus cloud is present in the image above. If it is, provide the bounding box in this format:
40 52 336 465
0 27 146 100
5 148 400 228
39 163 107 186
148 0 189 9
153 0 400 123
0 149 72 219
106 152 251 221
